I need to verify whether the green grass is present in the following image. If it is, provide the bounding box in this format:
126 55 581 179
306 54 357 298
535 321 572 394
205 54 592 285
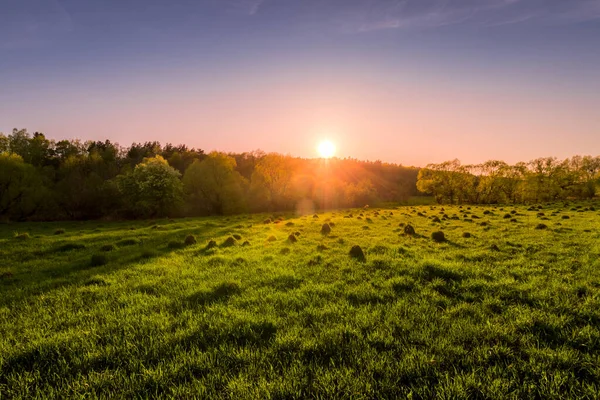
1 202 600 398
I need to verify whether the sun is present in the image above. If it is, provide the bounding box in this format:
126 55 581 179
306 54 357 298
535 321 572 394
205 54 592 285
317 140 336 158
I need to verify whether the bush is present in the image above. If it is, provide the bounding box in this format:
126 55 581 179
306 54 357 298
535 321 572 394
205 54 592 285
503 213 512 219
90 254 108 267
222 237 237 247
241 241 251 246
100 244 117 252
233 234 242 240
267 235 277 242
535 224 548 230
206 240 218 249
431 216 441 223
431 231 446 242
349 245 366 262
54 229 66 235
287 234 298 243
184 235 197 245
320 223 331 235
462 232 471 238
404 224 415 235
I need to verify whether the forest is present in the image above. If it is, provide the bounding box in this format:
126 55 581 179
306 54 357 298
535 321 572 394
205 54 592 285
2 128 599 222
417 157 600 204
0 129 419 221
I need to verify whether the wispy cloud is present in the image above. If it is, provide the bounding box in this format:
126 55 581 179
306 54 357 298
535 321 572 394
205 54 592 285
226 0 267 16
343 0 600 32
225 0 600 32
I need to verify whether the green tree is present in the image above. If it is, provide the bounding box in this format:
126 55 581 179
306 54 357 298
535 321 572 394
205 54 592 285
250 154 295 211
0 153 45 220
117 155 183 218
182 152 246 215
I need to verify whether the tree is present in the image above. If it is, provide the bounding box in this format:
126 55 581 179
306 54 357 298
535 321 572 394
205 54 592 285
250 154 295 211
182 152 246 215
0 133 8 153
117 155 183 218
0 153 46 220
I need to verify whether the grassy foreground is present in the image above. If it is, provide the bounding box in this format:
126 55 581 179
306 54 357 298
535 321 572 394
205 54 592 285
1 202 600 399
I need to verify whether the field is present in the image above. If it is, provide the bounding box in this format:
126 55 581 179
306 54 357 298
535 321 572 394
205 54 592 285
1 202 600 399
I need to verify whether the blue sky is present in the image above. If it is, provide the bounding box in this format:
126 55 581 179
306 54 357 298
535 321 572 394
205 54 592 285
1 0 599 165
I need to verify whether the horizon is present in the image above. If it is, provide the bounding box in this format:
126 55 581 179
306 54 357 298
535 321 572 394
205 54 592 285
4 127 600 169
2 0 600 166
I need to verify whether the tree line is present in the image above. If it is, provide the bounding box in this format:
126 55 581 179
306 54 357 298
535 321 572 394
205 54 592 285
417 157 600 204
0 129 420 221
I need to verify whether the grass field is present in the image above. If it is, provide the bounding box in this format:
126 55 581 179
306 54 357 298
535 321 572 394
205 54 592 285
1 202 600 399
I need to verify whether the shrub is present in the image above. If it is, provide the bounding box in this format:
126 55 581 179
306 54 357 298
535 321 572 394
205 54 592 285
90 254 108 267
316 244 328 251
490 244 500 251
349 245 366 262
462 232 471 238
222 237 237 247
263 218 272 224
233 234 242 240
267 235 277 242
54 229 66 235
404 224 415 235
431 217 441 223
503 213 512 219
320 223 331 235
431 231 446 243
184 235 197 245
100 244 117 252
280 248 291 255
535 224 548 230
206 240 218 249
242 241 251 247
562 215 570 219
285 222 294 227
287 234 298 243
510 218 518 223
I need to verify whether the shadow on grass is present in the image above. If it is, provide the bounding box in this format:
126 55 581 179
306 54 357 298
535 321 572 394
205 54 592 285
0 226 220 308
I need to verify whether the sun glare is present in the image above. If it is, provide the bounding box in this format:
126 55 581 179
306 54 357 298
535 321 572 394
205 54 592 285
317 140 336 158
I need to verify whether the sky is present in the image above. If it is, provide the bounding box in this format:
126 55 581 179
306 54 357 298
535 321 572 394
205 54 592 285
1 0 599 167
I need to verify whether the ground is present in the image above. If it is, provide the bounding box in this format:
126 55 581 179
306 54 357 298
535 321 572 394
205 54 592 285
1 202 599 399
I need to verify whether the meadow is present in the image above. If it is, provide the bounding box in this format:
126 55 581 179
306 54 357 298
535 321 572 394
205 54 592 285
1 201 599 399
